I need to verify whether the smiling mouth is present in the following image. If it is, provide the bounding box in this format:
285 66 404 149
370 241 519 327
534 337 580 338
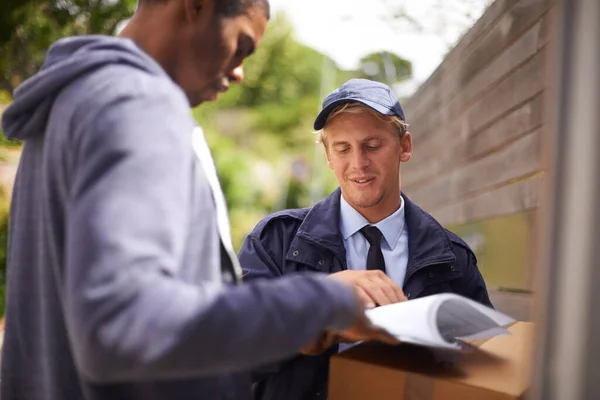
351 178 375 184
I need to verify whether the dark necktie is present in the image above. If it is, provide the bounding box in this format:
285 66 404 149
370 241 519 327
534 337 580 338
360 226 386 273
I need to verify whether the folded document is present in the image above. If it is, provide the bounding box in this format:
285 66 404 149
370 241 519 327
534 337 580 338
365 293 515 350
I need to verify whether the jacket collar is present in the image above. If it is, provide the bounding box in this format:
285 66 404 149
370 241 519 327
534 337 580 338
403 195 456 278
286 188 456 272
286 188 346 265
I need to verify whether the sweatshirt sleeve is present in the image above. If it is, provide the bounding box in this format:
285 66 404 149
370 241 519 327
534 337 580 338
64 78 358 384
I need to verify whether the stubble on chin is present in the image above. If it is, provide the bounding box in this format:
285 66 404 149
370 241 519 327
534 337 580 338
346 190 384 209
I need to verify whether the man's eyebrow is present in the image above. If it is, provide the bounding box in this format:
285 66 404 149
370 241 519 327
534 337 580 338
362 136 381 142
331 141 350 146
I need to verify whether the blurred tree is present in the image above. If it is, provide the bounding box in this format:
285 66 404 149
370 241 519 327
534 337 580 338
358 51 412 85
245 13 321 106
0 0 136 95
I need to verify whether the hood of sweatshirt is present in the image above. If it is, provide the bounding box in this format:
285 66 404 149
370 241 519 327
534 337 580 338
1 35 168 141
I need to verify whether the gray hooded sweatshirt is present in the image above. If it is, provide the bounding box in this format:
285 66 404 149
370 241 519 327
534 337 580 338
0 36 357 400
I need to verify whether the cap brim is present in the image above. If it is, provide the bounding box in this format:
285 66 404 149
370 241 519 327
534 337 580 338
313 98 396 130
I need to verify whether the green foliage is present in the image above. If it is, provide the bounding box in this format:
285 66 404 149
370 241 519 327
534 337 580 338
250 96 319 144
235 13 324 107
205 132 259 210
284 179 310 209
0 0 136 93
0 127 21 149
1 93 21 148
358 51 413 84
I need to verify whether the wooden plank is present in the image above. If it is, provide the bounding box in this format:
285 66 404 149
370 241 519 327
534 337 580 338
459 127 542 196
404 177 453 214
404 43 546 190
403 72 443 130
429 173 543 226
467 94 543 159
404 97 542 191
404 0 520 114
465 50 544 135
404 102 443 142
406 0 553 124
404 89 542 191
445 0 552 104
406 128 541 209
449 0 552 99
403 9 556 194
446 0 520 63
446 20 544 120
537 8 554 49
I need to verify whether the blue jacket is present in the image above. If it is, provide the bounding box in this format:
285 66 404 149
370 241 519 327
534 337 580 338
239 188 492 400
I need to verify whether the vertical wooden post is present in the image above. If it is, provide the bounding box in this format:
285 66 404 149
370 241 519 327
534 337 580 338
532 0 600 398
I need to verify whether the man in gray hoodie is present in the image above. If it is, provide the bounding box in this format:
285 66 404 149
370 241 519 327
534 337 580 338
0 0 396 399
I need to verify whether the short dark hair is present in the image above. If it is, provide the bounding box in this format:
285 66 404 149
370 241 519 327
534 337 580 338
137 0 270 19
215 0 270 18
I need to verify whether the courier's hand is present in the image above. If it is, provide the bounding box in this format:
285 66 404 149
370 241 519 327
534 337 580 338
299 317 398 356
299 332 340 355
330 270 407 308
300 282 400 356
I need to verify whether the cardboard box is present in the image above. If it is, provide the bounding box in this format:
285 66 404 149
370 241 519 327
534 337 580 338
329 322 533 400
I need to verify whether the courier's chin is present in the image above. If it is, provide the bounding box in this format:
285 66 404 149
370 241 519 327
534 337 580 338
344 189 384 209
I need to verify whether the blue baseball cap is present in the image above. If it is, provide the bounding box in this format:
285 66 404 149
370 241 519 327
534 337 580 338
313 78 406 130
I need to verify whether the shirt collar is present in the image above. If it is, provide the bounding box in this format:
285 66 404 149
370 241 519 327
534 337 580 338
339 195 406 250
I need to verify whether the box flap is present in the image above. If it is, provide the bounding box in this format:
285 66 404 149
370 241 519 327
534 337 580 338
330 322 533 397
446 322 533 396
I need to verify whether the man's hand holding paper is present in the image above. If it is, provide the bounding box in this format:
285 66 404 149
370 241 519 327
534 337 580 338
330 269 408 308
300 270 406 355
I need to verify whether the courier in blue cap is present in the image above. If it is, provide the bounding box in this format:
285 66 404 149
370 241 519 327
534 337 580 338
240 78 493 400
312 78 412 225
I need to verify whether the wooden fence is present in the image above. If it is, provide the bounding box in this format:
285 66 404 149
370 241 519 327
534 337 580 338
402 0 558 320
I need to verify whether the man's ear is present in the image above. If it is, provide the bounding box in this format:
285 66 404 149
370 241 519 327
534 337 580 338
182 0 212 23
400 132 412 162
323 144 334 169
